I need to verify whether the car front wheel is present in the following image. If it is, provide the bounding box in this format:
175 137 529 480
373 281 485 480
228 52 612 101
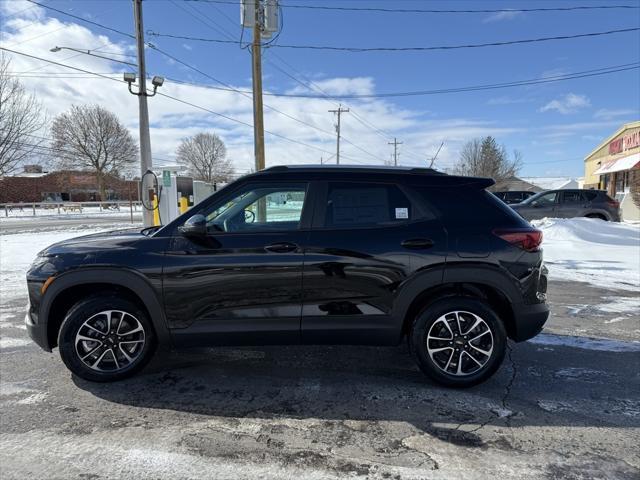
410 297 507 388
57 295 156 382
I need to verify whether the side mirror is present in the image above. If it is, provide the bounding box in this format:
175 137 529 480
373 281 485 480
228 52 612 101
531 201 539 207
179 214 206 237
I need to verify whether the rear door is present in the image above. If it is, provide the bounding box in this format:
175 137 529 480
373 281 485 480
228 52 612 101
557 191 583 218
301 180 447 345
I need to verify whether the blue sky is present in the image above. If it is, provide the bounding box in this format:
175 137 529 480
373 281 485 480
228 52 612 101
2 0 639 177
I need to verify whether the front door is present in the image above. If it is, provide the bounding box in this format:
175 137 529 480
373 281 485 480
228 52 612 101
523 191 558 220
301 181 447 345
163 181 311 346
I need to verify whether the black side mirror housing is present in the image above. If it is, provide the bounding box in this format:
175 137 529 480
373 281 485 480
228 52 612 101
179 214 207 237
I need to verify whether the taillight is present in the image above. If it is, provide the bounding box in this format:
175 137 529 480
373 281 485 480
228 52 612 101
493 228 543 252
607 198 620 209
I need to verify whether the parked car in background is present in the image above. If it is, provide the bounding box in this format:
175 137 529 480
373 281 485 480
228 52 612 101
26 166 549 388
493 191 537 204
511 189 620 221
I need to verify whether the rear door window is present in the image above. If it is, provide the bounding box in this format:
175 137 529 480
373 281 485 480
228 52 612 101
505 192 522 203
562 191 582 203
322 182 414 228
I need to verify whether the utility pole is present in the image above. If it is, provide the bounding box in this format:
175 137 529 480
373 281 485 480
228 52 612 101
429 141 445 168
388 137 403 166
133 0 153 227
329 105 349 164
251 0 265 172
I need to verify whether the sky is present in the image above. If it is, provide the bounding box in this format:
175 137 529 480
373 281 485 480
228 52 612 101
1 0 639 179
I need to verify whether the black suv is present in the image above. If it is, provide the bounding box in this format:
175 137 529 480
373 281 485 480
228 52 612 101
26 166 549 387
493 190 537 205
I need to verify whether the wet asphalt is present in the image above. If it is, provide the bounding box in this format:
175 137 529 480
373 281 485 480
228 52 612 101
0 280 638 479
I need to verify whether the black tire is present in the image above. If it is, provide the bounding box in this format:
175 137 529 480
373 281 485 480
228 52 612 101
409 297 507 388
57 294 156 382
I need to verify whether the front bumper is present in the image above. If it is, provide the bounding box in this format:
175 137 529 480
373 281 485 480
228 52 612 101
25 307 51 352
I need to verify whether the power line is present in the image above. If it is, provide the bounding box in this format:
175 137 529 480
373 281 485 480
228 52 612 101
147 44 384 161
185 1 640 14
25 0 135 39
148 26 640 52
160 62 639 99
160 2 382 162
0 47 343 160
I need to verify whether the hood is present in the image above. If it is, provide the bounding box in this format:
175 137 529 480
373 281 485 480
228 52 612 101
39 228 148 256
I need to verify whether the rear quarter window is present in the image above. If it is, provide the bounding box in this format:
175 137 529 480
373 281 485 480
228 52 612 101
416 187 529 227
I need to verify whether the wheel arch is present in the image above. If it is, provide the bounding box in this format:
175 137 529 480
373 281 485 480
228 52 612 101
41 268 171 351
395 264 519 340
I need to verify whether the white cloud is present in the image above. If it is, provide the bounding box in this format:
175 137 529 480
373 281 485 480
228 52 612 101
483 10 522 23
182 43 192 51
539 93 591 115
593 108 638 121
0 0 44 20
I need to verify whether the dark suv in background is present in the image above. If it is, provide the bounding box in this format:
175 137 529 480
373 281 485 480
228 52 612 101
493 190 537 205
511 189 620 221
26 166 549 388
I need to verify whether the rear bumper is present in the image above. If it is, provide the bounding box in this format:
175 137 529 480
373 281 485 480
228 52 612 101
511 301 550 342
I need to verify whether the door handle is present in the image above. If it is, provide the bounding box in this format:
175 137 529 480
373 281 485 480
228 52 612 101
264 242 298 253
401 238 434 249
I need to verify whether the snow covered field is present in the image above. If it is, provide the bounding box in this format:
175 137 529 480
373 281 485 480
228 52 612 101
532 217 640 292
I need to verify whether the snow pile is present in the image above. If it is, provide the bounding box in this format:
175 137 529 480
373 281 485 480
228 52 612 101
532 217 640 291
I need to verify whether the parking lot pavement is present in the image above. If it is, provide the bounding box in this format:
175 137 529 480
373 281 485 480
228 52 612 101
1 281 638 479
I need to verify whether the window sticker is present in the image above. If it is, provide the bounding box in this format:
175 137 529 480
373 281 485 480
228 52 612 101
395 207 409 219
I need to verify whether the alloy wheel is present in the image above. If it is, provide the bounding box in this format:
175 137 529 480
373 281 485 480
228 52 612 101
74 310 146 372
426 310 494 376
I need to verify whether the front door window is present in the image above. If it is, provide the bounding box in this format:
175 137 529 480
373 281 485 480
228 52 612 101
204 184 307 233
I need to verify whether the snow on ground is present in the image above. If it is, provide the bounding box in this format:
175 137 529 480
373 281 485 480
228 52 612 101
0 204 142 221
533 217 640 292
530 332 640 352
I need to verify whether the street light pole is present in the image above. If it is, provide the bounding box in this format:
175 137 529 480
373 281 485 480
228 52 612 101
50 46 137 67
132 0 154 227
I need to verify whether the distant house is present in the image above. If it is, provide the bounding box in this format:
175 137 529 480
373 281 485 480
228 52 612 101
520 177 581 191
0 168 138 203
493 176 543 192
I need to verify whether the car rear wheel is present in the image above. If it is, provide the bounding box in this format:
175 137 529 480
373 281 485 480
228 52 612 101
58 295 156 382
586 213 607 221
410 297 507 388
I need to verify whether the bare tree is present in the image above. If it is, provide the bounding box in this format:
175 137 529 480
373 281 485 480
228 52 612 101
453 136 522 188
51 105 138 200
0 54 47 176
176 132 234 183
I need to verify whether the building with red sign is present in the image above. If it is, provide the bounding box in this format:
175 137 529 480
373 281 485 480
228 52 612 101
583 121 639 219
